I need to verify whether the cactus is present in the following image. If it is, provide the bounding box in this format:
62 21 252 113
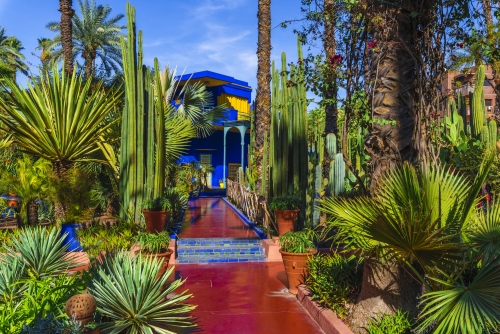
119 3 169 221
334 153 346 196
489 120 498 149
481 126 490 146
269 36 309 229
326 133 337 158
471 65 486 137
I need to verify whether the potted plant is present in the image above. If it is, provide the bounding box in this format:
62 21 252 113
270 196 301 236
135 231 173 277
279 228 318 294
142 197 171 234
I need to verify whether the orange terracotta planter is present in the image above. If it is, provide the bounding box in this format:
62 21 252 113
274 210 299 236
142 249 174 278
142 210 169 234
279 249 318 294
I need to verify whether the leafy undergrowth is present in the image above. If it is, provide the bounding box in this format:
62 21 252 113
365 311 414 334
305 253 363 319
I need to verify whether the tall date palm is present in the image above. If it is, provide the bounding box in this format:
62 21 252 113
255 0 272 194
48 0 124 78
59 0 75 74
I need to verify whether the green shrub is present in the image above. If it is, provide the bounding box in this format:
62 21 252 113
142 197 172 211
365 311 414 334
135 231 171 254
305 253 362 318
279 228 317 253
163 187 188 230
77 220 140 260
270 195 301 211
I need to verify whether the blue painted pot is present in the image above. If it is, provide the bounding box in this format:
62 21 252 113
61 223 83 251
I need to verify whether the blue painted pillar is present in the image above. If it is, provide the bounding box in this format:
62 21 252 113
223 127 230 187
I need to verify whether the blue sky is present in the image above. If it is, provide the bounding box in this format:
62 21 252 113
0 0 320 101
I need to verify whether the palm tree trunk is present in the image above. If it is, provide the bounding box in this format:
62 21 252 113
364 2 416 192
27 200 39 226
83 49 96 79
53 161 72 222
322 0 338 185
348 258 422 333
255 0 272 195
59 0 74 74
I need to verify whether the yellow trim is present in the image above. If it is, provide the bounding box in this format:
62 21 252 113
217 94 250 120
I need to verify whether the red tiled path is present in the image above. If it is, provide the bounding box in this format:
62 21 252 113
179 198 259 238
171 262 324 334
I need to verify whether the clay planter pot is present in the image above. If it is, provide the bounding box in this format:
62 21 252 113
142 209 170 234
142 249 174 278
279 249 318 294
274 210 299 236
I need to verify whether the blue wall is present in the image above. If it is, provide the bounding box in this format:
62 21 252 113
185 129 250 187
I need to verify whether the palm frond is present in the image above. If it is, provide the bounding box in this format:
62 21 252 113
419 258 500 334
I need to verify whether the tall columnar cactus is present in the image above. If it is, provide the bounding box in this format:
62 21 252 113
458 92 467 122
120 3 168 221
269 36 309 229
333 153 346 196
489 120 498 149
481 126 490 147
471 65 486 137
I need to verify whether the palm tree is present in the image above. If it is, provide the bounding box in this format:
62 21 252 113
318 156 495 332
59 0 75 74
363 1 420 192
0 27 27 79
255 0 272 195
322 0 338 184
47 0 125 78
0 64 123 219
35 37 53 68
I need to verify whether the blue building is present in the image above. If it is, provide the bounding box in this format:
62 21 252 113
175 71 252 188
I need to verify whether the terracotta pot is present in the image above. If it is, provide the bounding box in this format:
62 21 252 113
279 249 318 294
142 209 169 234
274 209 299 236
142 249 174 278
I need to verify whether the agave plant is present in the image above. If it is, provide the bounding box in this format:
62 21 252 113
88 251 196 333
2 227 77 280
0 64 122 175
317 155 495 332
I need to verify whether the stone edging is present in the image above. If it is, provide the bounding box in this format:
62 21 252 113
296 285 354 334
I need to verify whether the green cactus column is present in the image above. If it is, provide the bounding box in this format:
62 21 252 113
268 36 309 229
119 2 169 221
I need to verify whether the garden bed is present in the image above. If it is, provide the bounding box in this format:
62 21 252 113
297 285 353 334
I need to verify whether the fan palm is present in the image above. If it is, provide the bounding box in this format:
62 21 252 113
317 155 494 331
47 0 125 78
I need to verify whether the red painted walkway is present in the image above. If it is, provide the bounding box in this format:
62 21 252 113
171 262 324 334
179 198 259 238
